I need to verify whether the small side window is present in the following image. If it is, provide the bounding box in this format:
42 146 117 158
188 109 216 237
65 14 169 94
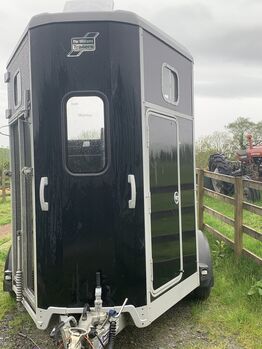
66 96 106 174
14 71 22 108
162 64 179 105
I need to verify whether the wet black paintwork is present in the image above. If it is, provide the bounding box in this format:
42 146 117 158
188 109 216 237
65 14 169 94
179 118 197 279
148 115 181 290
27 20 196 310
141 28 197 293
30 22 146 309
149 117 197 301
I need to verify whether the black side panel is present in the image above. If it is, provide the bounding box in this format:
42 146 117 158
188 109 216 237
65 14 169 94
30 22 146 309
143 31 193 116
142 29 196 297
179 118 197 279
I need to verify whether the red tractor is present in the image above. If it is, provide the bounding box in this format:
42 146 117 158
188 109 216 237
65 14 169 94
208 135 262 201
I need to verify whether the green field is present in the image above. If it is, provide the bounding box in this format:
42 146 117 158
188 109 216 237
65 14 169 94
204 195 262 258
191 232 262 349
0 197 11 226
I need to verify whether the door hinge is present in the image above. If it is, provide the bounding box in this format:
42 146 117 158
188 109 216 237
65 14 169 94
24 90 31 119
5 109 12 119
21 167 33 177
4 71 10 83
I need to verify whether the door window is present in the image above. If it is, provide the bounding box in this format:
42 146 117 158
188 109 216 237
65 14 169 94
162 64 179 105
66 96 106 173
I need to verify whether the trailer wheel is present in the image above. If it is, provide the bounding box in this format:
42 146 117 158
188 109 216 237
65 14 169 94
208 153 234 195
255 190 261 201
204 176 213 191
242 176 261 203
3 247 14 296
193 230 214 301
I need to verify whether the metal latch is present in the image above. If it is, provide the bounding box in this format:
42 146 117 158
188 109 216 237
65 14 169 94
174 191 180 205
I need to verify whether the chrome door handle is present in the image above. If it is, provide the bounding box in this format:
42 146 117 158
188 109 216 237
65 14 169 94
128 174 136 209
174 191 180 205
40 177 49 211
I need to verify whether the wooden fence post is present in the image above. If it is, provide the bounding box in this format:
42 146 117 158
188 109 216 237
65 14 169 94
1 172 6 203
198 169 204 230
234 176 243 256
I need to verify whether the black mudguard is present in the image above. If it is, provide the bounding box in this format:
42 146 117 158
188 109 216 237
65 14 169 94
194 230 214 299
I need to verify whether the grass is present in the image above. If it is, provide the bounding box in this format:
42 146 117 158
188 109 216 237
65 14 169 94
191 232 262 349
0 197 15 320
204 195 262 258
0 196 11 226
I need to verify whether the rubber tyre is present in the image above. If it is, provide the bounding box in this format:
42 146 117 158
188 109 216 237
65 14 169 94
243 187 255 202
208 153 234 195
254 190 261 202
3 247 15 297
242 176 261 203
204 176 214 190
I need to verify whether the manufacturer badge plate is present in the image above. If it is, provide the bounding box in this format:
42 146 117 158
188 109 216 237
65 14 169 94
67 32 100 57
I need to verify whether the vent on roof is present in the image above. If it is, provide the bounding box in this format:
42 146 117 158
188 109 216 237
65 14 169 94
63 0 114 12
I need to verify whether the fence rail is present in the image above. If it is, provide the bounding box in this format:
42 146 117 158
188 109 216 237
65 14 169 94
197 169 262 265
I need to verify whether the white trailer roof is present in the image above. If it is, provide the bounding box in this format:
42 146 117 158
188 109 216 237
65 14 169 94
7 10 193 66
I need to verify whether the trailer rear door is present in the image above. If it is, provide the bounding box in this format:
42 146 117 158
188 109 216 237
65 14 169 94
146 112 183 296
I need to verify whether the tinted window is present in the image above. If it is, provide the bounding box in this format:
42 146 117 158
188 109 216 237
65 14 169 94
162 65 179 104
66 96 106 173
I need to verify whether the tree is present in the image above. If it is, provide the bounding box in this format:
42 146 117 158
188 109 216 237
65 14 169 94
252 121 262 144
226 117 255 149
196 116 262 169
195 131 234 168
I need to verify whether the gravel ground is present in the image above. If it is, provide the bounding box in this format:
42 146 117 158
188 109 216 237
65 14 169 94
0 301 243 349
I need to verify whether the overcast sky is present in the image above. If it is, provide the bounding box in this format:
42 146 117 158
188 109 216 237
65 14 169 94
0 0 262 146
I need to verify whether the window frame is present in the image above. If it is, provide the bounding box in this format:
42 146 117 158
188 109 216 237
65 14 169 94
62 91 110 177
13 70 22 109
161 63 179 106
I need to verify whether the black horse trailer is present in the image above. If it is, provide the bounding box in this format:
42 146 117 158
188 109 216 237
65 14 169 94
3 9 213 349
